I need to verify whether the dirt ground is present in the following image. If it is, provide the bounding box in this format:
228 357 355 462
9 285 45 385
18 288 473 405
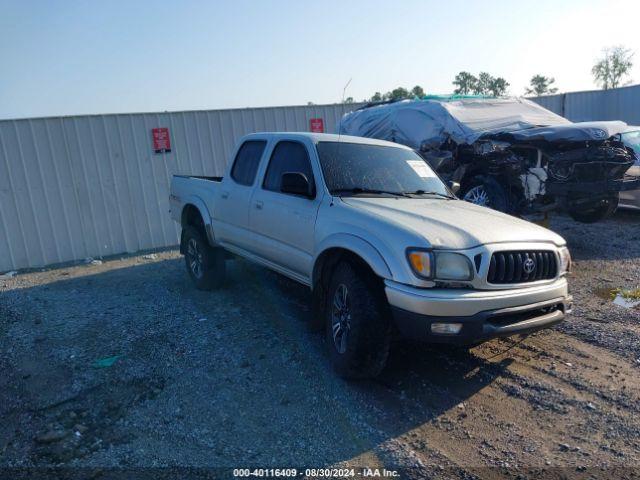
1 211 639 479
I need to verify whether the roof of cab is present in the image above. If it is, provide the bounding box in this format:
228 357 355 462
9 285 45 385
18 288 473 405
241 132 412 149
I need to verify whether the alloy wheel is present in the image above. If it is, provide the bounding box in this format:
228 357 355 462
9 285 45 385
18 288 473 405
187 238 204 279
331 284 351 354
464 185 490 207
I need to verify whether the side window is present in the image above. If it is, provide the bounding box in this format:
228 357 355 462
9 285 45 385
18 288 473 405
230 140 267 186
262 141 315 196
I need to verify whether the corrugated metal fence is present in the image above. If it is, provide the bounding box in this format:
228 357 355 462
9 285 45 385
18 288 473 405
4 85 640 272
0 103 364 272
531 84 640 125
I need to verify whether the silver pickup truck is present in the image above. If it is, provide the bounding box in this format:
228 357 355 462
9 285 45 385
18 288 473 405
170 132 573 378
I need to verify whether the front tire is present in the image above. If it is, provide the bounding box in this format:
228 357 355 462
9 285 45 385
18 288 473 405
568 196 618 223
183 226 226 290
462 175 511 213
325 262 391 379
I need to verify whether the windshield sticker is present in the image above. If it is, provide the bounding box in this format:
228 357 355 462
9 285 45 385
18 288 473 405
407 160 435 178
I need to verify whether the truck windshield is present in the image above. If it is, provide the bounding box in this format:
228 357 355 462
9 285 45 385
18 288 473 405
316 142 451 197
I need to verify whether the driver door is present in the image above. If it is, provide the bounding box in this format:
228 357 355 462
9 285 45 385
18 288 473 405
249 139 322 278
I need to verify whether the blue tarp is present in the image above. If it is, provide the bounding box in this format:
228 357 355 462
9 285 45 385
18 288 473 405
338 97 627 148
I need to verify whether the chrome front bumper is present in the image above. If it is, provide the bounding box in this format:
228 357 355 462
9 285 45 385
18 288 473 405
385 277 569 317
385 278 572 344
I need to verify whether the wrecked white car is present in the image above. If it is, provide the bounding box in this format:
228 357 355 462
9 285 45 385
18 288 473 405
339 97 639 222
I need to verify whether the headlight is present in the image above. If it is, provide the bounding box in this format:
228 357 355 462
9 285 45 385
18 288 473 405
434 252 474 281
407 249 473 281
558 247 571 275
407 249 433 279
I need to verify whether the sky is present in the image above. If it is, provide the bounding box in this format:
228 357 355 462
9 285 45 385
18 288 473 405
1 0 640 119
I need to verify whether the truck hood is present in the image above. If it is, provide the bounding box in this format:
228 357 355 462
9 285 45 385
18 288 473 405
341 197 565 249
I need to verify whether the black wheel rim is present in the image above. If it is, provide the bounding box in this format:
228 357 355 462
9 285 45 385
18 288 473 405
331 284 351 354
187 238 203 279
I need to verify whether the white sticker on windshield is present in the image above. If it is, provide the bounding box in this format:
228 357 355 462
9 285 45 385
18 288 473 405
406 160 435 178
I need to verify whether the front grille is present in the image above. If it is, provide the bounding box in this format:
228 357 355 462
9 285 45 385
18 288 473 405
487 250 557 284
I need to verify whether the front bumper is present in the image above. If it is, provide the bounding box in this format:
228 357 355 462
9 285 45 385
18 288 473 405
619 190 640 210
545 175 640 195
619 168 640 209
385 278 572 344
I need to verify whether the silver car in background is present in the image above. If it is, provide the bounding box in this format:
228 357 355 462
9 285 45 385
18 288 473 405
620 128 640 210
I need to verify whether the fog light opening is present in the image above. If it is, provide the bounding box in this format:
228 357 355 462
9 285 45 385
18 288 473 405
431 322 463 335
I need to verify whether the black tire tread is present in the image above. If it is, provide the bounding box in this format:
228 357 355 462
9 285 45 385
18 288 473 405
568 196 619 223
325 261 391 379
462 175 514 213
183 226 225 290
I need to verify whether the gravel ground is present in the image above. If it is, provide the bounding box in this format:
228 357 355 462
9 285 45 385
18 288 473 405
1 210 639 478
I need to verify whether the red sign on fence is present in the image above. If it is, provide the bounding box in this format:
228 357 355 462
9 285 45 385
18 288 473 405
309 118 324 133
152 127 171 153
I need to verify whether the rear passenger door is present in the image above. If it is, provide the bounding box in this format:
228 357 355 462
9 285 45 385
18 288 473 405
249 139 323 279
214 139 267 251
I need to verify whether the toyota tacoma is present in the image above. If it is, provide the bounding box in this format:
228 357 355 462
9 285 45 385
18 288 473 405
170 132 573 378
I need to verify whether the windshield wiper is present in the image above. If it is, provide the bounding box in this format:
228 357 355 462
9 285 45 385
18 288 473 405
404 190 455 199
331 187 412 198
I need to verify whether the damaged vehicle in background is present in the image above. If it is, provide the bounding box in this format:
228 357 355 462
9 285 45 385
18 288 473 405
619 127 640 210
338 97 639 223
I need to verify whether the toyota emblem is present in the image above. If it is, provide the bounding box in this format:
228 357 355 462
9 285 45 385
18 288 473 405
523 257 536 274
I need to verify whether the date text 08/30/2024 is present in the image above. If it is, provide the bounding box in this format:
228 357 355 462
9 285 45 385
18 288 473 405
232 468 400 477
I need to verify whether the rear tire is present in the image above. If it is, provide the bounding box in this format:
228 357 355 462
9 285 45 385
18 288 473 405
325 261 391 379
183 226 225 290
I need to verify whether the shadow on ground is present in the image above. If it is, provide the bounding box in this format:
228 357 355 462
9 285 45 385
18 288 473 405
0 255 511 469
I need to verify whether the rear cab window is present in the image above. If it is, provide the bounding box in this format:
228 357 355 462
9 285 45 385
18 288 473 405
262 141 316 197
230 140 267 186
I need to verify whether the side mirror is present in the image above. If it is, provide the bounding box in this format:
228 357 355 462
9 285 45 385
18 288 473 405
281 172 314 198
448 181 461 195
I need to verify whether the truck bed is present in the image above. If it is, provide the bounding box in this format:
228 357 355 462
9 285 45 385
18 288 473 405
174 175 223 182
170 174 222 225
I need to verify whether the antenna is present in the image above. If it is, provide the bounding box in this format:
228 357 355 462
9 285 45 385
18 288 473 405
341 78 352 102
337 78 352 143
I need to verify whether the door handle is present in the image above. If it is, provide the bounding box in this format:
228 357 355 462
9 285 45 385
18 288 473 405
221 191 229 199
255 200 264 210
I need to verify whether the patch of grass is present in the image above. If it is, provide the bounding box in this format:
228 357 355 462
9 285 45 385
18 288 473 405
611 288 640 301
594 286 640 301
594 286 618 300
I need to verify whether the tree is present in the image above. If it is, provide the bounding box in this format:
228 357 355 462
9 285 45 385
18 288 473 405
368 85 426 103
473 72 494 95
411 85 425 98
389 87 411 101
452 71 477 94
460 72 510 96
525 75 558 96
592 46 634 90
343 96 354 104
488 77 509 97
